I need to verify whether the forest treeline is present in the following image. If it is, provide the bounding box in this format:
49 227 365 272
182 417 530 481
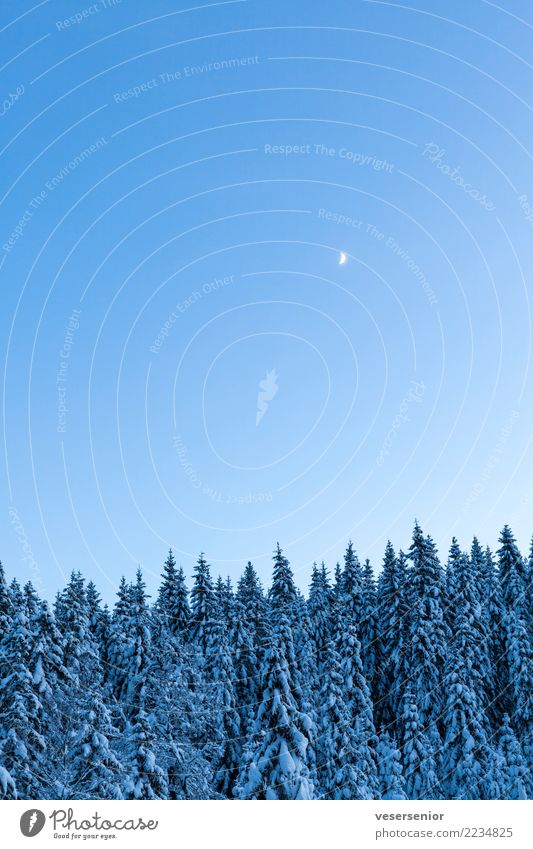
0 522 531 800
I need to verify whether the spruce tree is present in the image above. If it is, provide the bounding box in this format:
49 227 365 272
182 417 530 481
236 561 267 639
68 694 122 799
501 610 532 742
440 607 497 800
376 731 406 800
398 689 440 800
497 714 528 800
316 635 371 799
54 571 99 687
157 548 191 639
0 607 46 799
405 524 448 730
376 543 408 729
336 618 378 797
0 562 12 642
126 568 152 710
360 558 379 699
106 576 134 703
123 710 169 799
157 549 190 637
236 640 314 800
307 562 333 670
269 543 298 621
27 600 70 763
204 619 241 798
341 541 364 625
86 580 110 652
189 553 216 654
229 593 258 733
498 525 527 619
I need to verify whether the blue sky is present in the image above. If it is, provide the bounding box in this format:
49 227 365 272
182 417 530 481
1 0 533 599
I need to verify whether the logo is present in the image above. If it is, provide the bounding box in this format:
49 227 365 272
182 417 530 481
256 369 279 425
20 810 46 837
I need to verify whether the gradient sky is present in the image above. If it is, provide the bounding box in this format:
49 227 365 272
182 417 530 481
1 0 533 600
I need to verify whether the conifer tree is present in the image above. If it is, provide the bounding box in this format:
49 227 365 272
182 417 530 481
106 576 133 703
236 562 267 636
204 619 241 798
189 553 215 654
237 561 267 631
125 568 152 710
333 562 343 599
269 543 298 620
144 625 213 800
316 635 371 799
497 714 528 800
478 545 507 721
236 640 314 800
157 549 190 637
501 610 532 740
23 582 40 622
0 524 530 802
399 689 440 800
307 563 333 670
498 525 528 619
360 558 379 698
336 618 378 797
27 600 69 742
123 710 169 799
440 607 497 800
449 544 493 713
0 562 12 642
68 694 122 799
444 537 461 629
215 576 235 626
376 731 406 800
405 524 448 730
54 571 99 687
0 607 46 799
341 541 364 625
376 543 408 729
229 594 258 733
86 580 111 651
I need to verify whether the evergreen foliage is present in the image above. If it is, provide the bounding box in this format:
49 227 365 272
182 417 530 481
0 524 530 800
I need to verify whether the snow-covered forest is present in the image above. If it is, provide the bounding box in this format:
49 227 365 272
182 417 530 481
0 522 531 801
